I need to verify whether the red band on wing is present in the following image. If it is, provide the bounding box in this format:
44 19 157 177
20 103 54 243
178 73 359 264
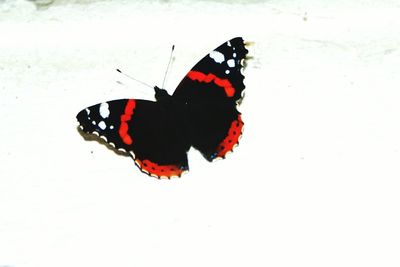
216 114 244 158
119 99 136 145
187 71 235 97
135 159 184 178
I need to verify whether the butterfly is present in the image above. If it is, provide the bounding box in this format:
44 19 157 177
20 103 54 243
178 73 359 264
77 37 249 178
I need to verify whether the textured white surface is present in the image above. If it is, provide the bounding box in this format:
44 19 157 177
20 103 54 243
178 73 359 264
1 0 400 266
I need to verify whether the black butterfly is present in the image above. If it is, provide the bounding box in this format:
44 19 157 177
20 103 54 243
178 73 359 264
77 37 249 178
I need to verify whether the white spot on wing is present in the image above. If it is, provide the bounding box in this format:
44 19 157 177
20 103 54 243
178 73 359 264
225 70 230 74
92 120 96 125
85 108 90 115
99 102 110 119
233 52 237 58
110 125 114 130
227 59 235 67
209 51 225 63
227 41 231 47
98 121 106 130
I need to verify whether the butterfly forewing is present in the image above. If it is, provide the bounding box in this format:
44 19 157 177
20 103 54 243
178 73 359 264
173 37 248 103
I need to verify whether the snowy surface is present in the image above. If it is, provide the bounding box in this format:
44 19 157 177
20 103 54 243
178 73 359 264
1 0 400 266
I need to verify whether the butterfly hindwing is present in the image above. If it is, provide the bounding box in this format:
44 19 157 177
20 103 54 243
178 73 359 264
77 99 189 177
187 101 244 161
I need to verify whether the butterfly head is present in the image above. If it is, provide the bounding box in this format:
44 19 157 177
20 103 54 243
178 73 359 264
154 86 171 101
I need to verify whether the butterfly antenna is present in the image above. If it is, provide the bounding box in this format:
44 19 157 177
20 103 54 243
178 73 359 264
161 45 175 89
116 69 154 89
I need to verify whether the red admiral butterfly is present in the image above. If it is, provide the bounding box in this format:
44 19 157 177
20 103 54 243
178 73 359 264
77 37 249 178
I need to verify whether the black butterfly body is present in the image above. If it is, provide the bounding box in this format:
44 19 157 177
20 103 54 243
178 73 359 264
77 37 248 178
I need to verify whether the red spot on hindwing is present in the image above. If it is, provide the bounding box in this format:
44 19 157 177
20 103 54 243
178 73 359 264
216 114 244 158
135 159 185 178
187 71 235 97
119 99 136 145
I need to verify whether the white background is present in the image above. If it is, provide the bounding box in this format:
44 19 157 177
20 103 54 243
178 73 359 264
1 0 400 266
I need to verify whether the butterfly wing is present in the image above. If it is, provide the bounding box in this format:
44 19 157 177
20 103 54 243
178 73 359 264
173 37 248 103
173 37 248 161
77 99 189 178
